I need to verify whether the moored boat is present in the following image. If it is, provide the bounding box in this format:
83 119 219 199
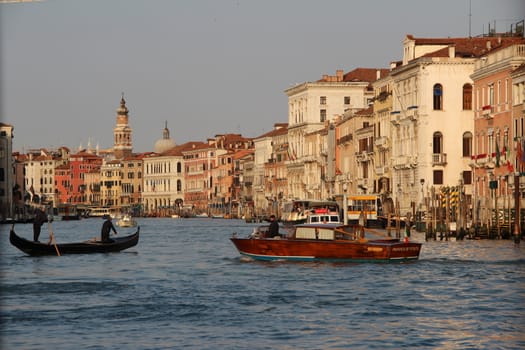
230 223 421 262
9 226 140 256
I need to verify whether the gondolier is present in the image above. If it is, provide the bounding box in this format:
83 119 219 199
33 207 47 242
101 216 118 242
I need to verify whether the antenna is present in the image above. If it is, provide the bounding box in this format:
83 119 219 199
468 0 472 38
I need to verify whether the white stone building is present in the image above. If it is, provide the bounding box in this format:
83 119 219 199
285 68 388 201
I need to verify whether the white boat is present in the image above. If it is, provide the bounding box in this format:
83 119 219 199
116 214 137 227
306 213 343 225
88 207 113 218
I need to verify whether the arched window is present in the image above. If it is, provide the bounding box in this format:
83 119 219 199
433 84 443 110
463 84 472 110
463 132 472 157
433 132 443 154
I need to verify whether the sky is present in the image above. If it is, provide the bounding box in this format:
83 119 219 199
2 0 524 153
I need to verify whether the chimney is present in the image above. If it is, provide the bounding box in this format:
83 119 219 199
336 69 343 81
448 45 455 58
376 69 381 80
486 40 492 50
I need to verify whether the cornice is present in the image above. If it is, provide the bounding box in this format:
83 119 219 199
471 58 525 81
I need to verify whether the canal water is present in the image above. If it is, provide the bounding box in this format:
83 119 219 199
1 218 524 350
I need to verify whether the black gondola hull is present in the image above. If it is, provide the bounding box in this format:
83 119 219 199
9 227 140 256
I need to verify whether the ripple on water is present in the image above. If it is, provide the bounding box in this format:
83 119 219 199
1 219 524 350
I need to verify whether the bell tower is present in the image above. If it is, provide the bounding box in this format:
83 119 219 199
113 93 133 159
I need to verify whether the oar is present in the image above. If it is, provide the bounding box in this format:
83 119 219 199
47 221 61 256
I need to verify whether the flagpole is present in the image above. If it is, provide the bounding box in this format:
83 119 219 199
514 172 520 238
514 137 522 242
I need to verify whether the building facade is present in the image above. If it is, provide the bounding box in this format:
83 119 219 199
0 123 14 220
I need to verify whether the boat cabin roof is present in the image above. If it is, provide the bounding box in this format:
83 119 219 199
306 214 342 224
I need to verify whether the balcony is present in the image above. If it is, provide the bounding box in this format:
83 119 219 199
432 153 447 166
355 151 369 162
357 178 369 188
337 134 353 145
375 165 389 175
481 105 493 118
393 155 410 169
303 155 320 163
374 136 389 149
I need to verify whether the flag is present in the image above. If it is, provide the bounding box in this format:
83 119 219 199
507 160 514 173
517 140 523 164
495 140 500 167
521 140 525 164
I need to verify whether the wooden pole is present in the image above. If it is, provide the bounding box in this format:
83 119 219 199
395 198 400 239
515 173 520 238
47 221 61 256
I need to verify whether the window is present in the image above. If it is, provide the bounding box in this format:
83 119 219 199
463 132 472 157
433 84 443 110
320 96 326 105
462 171 472 185
463 84 472 110
320 109 326 122
344 96 351 105
433 132 443 154
433 170 443 185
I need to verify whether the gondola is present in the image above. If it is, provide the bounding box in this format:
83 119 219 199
9 226 140 256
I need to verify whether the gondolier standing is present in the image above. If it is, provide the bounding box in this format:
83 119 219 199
101 216 118 242
33 207 47 242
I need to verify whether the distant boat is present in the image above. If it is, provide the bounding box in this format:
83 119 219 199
87 207 113 218
116 214 137 228
280 199 340 225
230 223 422 262
195 213 209 218
52 205 81 221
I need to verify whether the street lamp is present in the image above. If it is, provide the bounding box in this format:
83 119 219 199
419 178 425 231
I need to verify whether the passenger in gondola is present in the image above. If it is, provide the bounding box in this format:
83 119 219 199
101 215 118 242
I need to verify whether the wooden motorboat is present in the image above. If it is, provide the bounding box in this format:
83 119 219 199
9 226 140 256
230 223 421 262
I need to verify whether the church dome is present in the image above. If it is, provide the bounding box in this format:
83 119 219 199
154 121 176 153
